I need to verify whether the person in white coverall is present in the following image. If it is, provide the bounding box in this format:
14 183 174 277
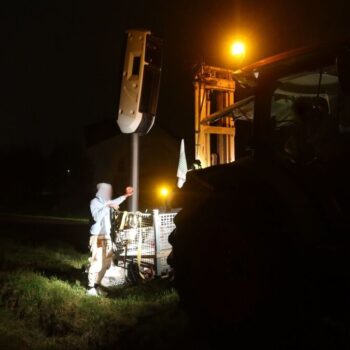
87 183 134 296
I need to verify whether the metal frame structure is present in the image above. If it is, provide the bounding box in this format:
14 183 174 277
194 64 236 167
111 209 176 278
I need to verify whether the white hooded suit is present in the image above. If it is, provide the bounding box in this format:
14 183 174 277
88 183 127 288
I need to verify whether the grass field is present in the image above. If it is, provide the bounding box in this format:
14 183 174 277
0 232 189 350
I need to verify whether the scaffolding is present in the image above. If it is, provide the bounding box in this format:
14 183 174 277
194 64 236 168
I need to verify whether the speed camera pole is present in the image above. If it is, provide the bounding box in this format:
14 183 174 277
129 133 139 212
117 30 162 212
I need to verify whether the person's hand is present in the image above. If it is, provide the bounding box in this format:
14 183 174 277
125 186 134 197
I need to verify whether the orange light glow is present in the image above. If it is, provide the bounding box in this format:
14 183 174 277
159 187 169 198
230 41 245 56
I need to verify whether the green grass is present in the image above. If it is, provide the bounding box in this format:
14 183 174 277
0 212 89 222
0 237 87 272
0 236 188 350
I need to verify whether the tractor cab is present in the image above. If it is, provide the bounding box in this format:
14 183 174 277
234 41 350 163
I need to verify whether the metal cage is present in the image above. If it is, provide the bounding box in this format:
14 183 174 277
111 209 176 278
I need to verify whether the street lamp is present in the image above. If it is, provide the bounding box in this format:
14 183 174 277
160 187 169 198
230 41 246 58
159 186 170 211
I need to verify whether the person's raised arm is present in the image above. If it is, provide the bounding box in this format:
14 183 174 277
109 187 134 210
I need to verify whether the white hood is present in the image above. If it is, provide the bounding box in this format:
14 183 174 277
96 183 112 202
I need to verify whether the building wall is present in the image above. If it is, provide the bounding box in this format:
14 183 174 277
86 124 180 210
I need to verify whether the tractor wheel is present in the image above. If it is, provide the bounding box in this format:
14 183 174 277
169 188 300 345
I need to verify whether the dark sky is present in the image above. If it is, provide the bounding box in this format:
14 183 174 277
1 0 350 155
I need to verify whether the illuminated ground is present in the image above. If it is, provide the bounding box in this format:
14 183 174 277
0 228 192 350
1 219 350 349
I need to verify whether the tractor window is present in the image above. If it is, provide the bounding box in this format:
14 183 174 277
270 65 347 163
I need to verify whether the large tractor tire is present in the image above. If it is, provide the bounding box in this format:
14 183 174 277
171 189 286 323
168 160 330 345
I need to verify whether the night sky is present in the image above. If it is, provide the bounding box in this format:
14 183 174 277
1 0 350 155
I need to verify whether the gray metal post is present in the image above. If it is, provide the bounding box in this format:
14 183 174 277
153 209 160 275
129 133 139 212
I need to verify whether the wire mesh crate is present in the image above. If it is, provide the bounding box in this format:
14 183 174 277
156 213 176 251
111 209 177 277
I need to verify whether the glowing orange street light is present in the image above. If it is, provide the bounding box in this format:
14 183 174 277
230 41 246 57
159 186 169 198
159 186 171 212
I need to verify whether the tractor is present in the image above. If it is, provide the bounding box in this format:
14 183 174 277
169 41 350 346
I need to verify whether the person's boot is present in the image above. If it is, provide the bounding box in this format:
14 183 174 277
95 284 108 297
87 286 99 296
87 285 107 297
